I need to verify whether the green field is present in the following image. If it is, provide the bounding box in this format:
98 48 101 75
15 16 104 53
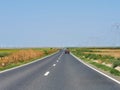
0 49 20 57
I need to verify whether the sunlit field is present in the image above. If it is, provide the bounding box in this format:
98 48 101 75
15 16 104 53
0 48 58 71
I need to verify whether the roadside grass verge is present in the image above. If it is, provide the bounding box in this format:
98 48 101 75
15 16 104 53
70 48 120 76
0 56 44 71
90 62 120 76
0 48 58 71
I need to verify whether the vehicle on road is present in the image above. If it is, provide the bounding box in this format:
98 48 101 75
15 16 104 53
65 49 70 54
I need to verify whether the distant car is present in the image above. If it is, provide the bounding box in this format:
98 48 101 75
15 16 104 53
65 49 70 54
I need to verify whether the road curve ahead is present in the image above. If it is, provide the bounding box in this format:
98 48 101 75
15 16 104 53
0 51 120 90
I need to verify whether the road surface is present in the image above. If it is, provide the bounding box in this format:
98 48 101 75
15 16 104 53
0 51 120 90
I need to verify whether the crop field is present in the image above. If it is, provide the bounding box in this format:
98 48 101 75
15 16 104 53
70 47 120 76
0 49 19 57
0 48 58 71
85 48 120 58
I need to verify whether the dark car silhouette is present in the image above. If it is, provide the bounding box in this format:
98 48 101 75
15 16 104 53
65 49 70 54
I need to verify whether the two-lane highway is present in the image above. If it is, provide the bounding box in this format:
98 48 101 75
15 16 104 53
0 51 120 90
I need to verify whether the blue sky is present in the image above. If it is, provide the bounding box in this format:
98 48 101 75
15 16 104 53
0 0 120 47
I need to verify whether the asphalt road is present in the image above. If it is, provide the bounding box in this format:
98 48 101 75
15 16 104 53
0 51 120 90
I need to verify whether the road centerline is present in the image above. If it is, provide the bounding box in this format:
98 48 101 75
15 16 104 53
53 64 56 67
44 71 50 76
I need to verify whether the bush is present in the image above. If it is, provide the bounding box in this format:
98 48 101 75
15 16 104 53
112 60 120 68
110 69 120 76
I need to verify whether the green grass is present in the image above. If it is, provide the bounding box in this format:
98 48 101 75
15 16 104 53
70 48 120 76
90 62 111 71
113 59 120 68
110 69 120 76
0 52 10 57
0 48 19 53
0 48 20 57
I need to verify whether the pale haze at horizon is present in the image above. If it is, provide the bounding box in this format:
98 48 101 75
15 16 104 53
0 0 120 47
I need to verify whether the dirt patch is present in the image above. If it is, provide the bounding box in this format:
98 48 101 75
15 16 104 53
115 66 120 72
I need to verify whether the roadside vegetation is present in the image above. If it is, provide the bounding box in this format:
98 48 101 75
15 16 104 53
0 48 58 71
70 48 120 76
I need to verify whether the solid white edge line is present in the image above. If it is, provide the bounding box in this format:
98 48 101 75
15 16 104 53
0 51 59 74
44 71 50 76
71 53 120 85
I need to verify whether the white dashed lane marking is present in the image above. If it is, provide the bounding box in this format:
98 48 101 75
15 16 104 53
53 64 56 67
44 53 63 77
44 71 50 76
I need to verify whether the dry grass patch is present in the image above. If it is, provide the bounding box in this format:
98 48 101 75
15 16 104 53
0 48 58 69
85 49 120 58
